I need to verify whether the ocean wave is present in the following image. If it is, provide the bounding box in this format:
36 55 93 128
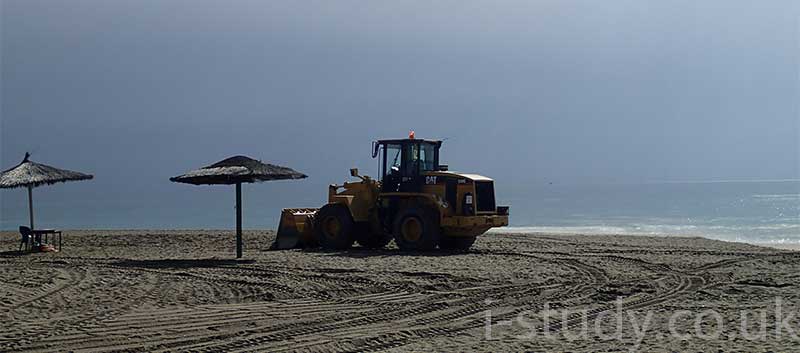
751 194 800 201
492 223 800 244
646 179 800 184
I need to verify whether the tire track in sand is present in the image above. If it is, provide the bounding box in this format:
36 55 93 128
187 253 608 353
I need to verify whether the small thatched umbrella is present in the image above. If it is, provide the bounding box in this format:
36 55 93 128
170 155 306 258
0 153 94 229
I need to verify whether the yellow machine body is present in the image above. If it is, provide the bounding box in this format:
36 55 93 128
272 138 509 251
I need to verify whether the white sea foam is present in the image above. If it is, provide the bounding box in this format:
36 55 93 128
646 179 800 184
751 194 800 201
492 223 800 244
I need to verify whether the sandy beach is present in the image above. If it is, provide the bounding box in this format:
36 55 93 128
0 230 798 352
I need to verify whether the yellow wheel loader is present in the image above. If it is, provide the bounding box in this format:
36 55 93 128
271 137 509 251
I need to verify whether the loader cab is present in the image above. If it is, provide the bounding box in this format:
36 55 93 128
373 138 442 193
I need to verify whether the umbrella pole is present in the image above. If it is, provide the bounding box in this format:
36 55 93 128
235 182 242 258
27 185 34 230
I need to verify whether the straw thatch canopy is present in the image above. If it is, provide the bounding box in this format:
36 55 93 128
1 152 94 231
170 155 306 185
170 155 307 258
0 153 94 189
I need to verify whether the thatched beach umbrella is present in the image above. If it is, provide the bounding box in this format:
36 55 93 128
170 155 306 258
0 153 94 229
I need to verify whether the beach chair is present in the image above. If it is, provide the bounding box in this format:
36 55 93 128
19 226 32 252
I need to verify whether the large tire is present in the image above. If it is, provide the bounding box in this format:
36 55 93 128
392 207 440 251
439 236 476 251
313 204 355 250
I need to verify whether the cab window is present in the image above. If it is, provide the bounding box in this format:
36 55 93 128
401 143 436 176
419 143 436 171
384 143 402 177
401 143 418 176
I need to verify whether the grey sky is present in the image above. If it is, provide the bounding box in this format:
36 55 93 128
1 0 798 228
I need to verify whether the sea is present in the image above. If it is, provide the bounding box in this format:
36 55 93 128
1 179 798 245
495 179 800 245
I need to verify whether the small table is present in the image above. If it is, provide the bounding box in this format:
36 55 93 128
31 229 62 251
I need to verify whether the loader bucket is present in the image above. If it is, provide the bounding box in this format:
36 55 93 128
270 208 319 250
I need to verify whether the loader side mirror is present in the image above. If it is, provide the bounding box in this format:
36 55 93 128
372 141 380 158
350 168 359 177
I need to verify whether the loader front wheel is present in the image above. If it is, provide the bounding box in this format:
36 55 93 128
314 204 355 250
392 208 440 251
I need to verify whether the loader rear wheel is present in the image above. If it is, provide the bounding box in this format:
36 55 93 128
314 204 355 250
392 208 440 251
439 236 476 251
